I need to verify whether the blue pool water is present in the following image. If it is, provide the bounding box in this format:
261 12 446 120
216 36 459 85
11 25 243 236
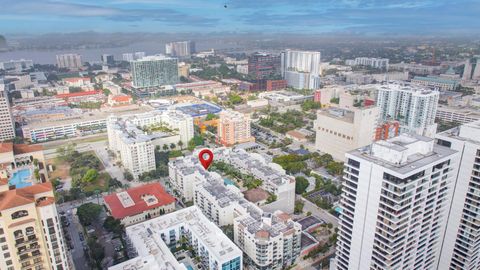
186 266 193 270
9 169 33 188
224 178 235 186
335 206 342 214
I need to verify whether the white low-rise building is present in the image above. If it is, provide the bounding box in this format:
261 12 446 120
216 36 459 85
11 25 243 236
109 206 242 270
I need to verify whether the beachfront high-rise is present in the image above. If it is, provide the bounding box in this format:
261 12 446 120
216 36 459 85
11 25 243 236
130 55 179 88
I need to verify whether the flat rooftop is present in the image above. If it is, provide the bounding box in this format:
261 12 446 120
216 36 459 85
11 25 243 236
23 106 152 129
349 133 457 175
126 206 240 264
175 103 222 117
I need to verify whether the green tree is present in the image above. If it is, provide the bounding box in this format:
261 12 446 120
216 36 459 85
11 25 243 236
82 169 98 183
77 203 102 226
103 216 124 235
124 171 134 181
294 200 304 214
178 140 184 149
162 144 169 151
205 113 218 121
170 143 176 150
295 176 309 194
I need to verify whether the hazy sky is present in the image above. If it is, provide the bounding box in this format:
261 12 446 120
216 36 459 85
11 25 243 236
0 0 478 35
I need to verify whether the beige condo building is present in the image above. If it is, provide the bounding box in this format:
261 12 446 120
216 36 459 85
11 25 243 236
0 182 70 270
315 106 379 160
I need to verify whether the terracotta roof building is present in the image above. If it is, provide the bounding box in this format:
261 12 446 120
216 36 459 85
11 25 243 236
0 182 70 270
104 183 176 226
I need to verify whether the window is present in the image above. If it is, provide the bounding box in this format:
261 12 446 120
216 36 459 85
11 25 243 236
11 210 28 220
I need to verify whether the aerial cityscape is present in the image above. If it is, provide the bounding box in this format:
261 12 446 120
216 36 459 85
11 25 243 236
0 1 479 270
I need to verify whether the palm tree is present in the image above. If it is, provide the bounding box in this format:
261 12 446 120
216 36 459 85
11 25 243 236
162 144 169 151
170 143 176 150
178 140 183 149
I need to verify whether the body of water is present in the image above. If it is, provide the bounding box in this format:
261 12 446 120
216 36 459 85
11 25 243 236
9 169 33 189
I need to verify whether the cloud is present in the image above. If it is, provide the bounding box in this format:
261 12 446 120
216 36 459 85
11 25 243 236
0 0 219 26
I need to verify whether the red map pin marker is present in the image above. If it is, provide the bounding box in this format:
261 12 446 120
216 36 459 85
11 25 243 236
199 149 214 170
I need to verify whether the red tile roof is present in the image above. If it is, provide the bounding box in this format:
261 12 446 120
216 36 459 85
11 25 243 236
103 183 175 220
0 182 53 211
13 144 43 155
56 90 102 99
0 143 13 153
111 95 131 102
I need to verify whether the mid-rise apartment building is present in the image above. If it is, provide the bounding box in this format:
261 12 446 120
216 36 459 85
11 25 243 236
56 54 83 70
376 82 439 137
0 182 70 270
218 109 255 146
336 134 458 270
314 106 379 160
0 89 15 141
436 121 480 270
130 55 179 88
462 56 480 81
109 206 242 270
248 53 281 80
107 109 194 179
346 57 389 69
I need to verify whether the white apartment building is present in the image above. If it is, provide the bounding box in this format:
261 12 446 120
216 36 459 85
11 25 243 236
165 41 195 57
109 206 242 270
436 105 480 124
55 54 82 69
0 59 33 72
0 89 15 141
346 57 389 69
218 109 254 147
336 134 458 270
0 182 71 270
169 148 301 270
130 55 179 88
281 49 321 76
315 106 379 161
376 82 439 137
436 121 480 270
281 50 321 89
122 53 134 62
107 109 194 179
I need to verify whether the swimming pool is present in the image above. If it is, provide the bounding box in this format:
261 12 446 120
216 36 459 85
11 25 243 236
186 265 194 270
9 169 33 189
224 178 235 186
335 206 343 214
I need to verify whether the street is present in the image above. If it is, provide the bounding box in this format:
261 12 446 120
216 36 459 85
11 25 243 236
298 195 339 226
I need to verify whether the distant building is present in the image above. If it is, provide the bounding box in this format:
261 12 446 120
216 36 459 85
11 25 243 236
134 52 146 59
0 142 49 184
56 53 83 69
0 59 33 72
436 104 480 124
314 106 379 160
217 110 254 146
101 54 114 65
248 52 281 79
346 57 389 69
107 94 133 107
165 41 195 57
0 182 71 270
376 82 439 137
281 50 321 89
462 56 480 81
108 206 242 270
411 76 459 91
266 79 287 91
130 55 179 88
104 183 175 226
175 80 230 98
0 89 15 141
284 71 321 89
122 53 134 62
